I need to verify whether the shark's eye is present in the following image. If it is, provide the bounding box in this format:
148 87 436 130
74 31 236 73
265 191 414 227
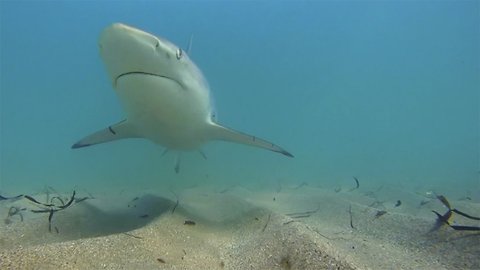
176 48 183 60
155 41 159 48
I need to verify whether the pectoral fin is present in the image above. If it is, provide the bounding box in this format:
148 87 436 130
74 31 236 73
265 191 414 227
208 123 293 157
72 120 137 149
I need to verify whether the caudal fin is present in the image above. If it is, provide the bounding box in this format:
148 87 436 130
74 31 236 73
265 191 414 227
208 123 293 157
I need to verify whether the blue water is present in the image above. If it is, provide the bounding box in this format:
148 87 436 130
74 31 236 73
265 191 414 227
1 1 478 197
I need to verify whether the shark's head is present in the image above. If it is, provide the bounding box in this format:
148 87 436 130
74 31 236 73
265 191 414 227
99 23 207 93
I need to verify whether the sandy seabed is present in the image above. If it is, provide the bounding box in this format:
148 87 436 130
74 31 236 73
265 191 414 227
0 184 478 269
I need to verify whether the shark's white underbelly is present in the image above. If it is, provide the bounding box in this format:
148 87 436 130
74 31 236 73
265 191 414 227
115 74 211 150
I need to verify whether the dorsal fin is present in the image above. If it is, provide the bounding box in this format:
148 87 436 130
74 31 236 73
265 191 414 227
186 34 193 55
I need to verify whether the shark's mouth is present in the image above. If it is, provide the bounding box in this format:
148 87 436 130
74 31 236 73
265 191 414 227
115 71 184 89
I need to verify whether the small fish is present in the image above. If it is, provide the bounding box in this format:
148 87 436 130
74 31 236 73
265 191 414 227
436 195 451 210
139 214 149 218
374 210 387 218
184 220 196 225
218 188 229 194
419 199 430 206
353 177 360 189
157 258 166 263
293 182 308 190
394 200 402 207
347 177 360 192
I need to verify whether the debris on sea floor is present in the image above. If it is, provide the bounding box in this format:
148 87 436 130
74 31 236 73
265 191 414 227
431 195 480 232
1 189 93 233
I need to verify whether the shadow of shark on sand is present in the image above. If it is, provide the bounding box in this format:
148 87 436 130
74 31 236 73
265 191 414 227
41 194 174 242
1 190 266 249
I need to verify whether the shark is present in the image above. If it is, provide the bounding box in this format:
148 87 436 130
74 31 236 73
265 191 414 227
72 23 293 171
